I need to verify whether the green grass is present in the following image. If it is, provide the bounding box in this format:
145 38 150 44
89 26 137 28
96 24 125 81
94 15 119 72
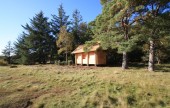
0 65 170 108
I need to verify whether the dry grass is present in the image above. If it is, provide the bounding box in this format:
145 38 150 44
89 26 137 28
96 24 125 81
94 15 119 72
0 64 170 108
0 59 8 66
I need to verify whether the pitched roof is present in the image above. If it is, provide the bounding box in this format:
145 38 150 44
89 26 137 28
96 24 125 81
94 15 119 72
71 44 100 54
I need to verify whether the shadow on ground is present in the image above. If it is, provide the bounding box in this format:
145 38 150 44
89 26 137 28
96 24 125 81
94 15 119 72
155 64 170 72
129 63 170 72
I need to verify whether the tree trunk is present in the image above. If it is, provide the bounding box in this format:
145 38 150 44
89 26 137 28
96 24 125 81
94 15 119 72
156 56 161 65
148 40 155 71
8 57 11 64
122 51 128 70
66 52 68 65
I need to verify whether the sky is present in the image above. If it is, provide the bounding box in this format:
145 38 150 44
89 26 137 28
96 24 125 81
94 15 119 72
0 0 102 55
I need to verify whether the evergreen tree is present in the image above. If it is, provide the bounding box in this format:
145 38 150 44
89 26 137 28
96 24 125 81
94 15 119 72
79 22 93 44
51 4 70 60
138 0 170 71
57 26 73 63
71 9 83 48
15 11 55 64
71 9 93 49
2 41 14 64
142 36 170 64
91 0 143 69
51 4 70 36
155 37 170 64
14 33 33 64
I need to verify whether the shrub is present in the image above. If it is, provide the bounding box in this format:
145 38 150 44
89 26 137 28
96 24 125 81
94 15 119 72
57 60 67 65
57 60 61 65
0 59 8 66
61 61 67 65
56 60 73 65
10 65 18 68
68 60 73 65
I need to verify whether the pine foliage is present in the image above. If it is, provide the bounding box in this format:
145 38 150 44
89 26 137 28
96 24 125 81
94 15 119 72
71 10 93 48
51 4 70 36
15 11 55 64
2 41 14 64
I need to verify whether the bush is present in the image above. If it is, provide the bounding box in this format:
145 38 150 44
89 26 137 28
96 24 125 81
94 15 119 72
61 61 67 65
10 65 18 68
56 60 73 66
57 60 67 65
0 59 8 66
56 60 61 65
68 60 73 65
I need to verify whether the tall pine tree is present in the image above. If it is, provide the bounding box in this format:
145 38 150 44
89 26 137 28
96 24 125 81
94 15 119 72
91 0 144 69
51 4 71 60
71 9 83 48
2 41 14 64
15 33 32 64
51 4 70 36
138 0 170 71
15 11 55 64
71 9 93 49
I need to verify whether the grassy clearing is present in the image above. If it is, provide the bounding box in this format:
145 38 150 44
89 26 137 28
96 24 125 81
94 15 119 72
0 65 170 108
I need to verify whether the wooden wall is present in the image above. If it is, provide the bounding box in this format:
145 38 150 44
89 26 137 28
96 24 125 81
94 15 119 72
75 50 106 65
96 51 106 65
88 52 95 64
76 53 82 64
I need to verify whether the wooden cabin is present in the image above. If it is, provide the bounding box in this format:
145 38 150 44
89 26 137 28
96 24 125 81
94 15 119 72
72 44 106 66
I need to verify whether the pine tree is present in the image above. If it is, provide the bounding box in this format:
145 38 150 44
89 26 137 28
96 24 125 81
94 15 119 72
90 0 170 71
14 33 33 64
79 22 93 44
138 0 170 71
51 4 70 61
2 41 14 64
155 37 170 64
91 0 144 69
71 9 83 48
142 36 170 65
15 11 55 64
57 26 73 64
51 4 70 36
71 9 93 49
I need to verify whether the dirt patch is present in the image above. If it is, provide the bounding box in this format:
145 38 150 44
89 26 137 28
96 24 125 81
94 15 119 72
0 86 74 108
0 89 13 98
50 86 74 95
0 96 32 108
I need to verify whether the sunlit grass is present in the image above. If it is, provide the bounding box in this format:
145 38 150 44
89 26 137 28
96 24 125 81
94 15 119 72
0 65 170 108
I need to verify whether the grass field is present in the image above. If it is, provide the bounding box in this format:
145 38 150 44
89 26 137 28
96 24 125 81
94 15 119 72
0 64 170 108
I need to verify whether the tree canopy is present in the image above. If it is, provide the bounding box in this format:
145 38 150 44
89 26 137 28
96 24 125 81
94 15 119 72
15 11 55 64
89 0 170 71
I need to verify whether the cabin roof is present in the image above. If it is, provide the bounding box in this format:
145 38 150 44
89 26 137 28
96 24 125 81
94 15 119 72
71 44 100 54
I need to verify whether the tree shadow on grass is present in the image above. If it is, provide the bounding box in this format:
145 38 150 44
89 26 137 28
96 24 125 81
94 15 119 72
129 63 170 73
129 63 147 69
97 62 170 73
155 64 170 72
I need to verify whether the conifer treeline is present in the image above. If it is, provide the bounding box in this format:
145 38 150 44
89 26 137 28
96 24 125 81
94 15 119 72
13 4 93 65
2 2 170 72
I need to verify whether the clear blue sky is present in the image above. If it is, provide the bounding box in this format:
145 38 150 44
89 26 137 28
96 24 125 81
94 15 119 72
0 0 102 55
